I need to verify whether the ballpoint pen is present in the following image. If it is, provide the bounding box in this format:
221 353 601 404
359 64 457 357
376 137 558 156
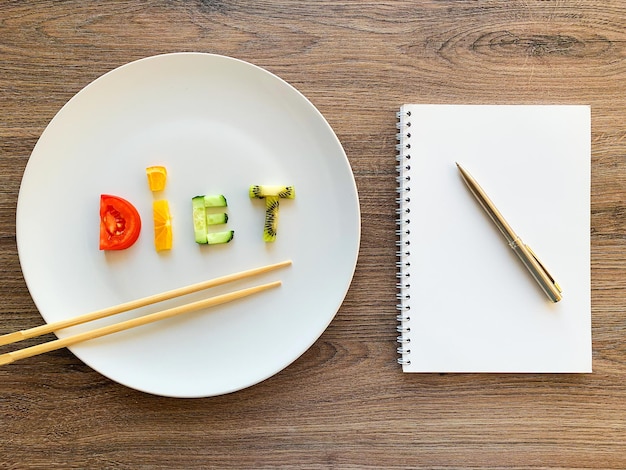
456 163 563 302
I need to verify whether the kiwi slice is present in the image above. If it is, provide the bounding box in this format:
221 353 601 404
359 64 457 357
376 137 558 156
249 185 295 199
250 185 295 242
263 196 280 242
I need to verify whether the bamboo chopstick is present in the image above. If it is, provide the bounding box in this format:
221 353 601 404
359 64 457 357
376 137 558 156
0 280 281 366
0 259 291 347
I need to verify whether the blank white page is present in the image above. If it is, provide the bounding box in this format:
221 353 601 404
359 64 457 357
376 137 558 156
397 104 591 372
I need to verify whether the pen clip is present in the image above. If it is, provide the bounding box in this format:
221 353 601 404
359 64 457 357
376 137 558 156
525 244 562 294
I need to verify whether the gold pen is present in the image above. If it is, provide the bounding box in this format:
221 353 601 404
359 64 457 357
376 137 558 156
456 163 562 302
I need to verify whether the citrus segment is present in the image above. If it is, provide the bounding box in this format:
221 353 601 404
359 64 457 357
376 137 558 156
146 166 167 192
153 199 172 251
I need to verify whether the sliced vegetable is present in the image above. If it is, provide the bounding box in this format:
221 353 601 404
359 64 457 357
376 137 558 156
153 199 172 251
99 194 142 250
206 212 228 225
146 166 167 192
192 195 208 244
204 194 227 207
249 185 295 242
193 194 232 245
206 230 234 245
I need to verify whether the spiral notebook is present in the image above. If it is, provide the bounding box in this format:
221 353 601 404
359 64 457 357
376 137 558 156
395 104 591 373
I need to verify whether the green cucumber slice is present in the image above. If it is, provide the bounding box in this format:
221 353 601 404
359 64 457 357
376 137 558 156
204 194 227 207
206 212 228 225
206 230 234 245
192 196 208 244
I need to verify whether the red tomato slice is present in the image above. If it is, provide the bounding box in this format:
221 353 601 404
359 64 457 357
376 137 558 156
99 194 142 250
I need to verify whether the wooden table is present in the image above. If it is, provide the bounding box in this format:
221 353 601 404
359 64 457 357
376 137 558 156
1 1 624 468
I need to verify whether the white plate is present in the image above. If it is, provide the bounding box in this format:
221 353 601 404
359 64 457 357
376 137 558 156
16 53 360 398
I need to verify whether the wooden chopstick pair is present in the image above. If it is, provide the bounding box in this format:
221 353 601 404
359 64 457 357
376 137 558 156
0 260 291 366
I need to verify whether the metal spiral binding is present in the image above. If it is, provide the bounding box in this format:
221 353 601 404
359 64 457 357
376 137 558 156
395 108 412 366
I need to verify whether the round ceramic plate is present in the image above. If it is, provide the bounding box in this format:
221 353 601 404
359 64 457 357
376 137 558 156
16 53 360 398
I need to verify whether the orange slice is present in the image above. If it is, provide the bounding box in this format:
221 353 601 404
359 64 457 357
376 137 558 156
146 166 167 192
153 199 172 251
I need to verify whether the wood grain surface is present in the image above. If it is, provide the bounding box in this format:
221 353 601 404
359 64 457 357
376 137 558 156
1 1 624 468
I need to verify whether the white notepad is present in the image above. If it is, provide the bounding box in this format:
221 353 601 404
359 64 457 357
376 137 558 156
395 104 591 373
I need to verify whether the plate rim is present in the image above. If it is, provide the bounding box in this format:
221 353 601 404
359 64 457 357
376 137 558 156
16 52 361 397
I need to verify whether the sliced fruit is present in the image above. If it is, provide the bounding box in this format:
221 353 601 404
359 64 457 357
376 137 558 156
99 194 142 250
146 166 167 192
192 195 208 244
153 199 172 251
249 185 295 199
206 230 234 245
249 185 295 242
263 196 280 242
